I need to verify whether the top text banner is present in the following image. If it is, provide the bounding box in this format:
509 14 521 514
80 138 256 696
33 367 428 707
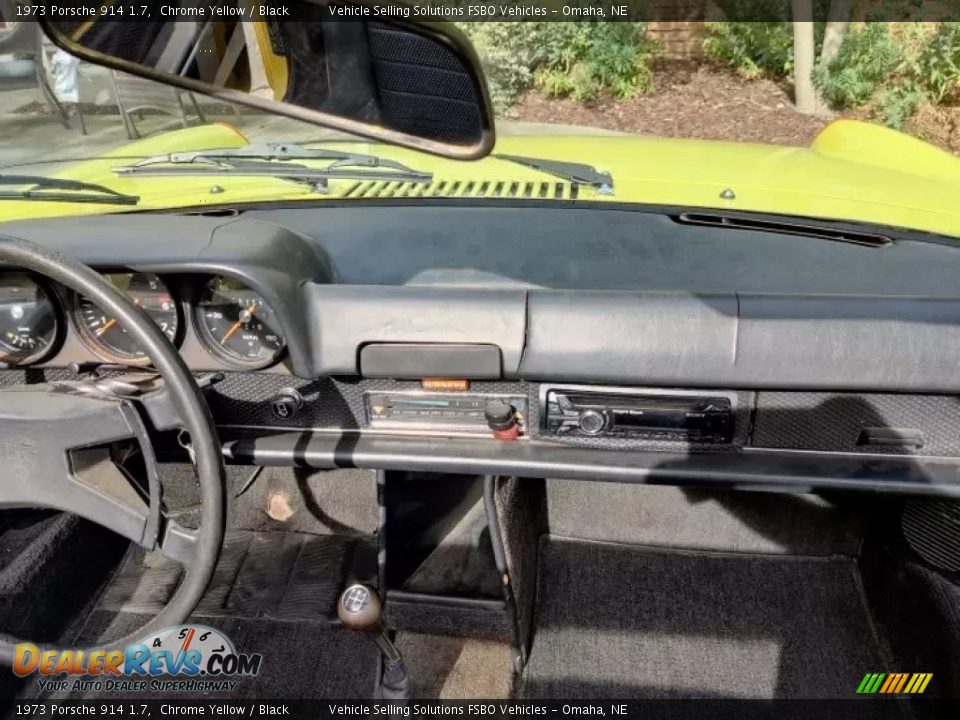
6 0 957 23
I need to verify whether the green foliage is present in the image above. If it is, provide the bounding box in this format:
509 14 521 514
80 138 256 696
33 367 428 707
812 24 905 108
457 24 539 112
703 22 795 79
462 13 960 133
701 0 826 80
914 22 960 104
875 85 925 128
459 22 657 110
534 23 657 102
811 22 960 129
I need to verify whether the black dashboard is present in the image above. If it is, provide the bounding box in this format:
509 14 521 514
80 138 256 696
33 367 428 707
4 204 960 499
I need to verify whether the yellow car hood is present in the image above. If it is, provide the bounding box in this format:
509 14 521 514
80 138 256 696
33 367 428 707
1 118 959 238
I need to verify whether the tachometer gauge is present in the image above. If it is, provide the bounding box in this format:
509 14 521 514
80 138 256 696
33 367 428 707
0 274 59 365
194 276 284 368
74 272 179 363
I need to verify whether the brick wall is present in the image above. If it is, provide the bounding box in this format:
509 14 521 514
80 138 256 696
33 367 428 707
646 21 706 59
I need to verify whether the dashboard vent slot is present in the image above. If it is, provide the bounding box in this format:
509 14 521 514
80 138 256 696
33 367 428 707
342 180 579 200
675 212 893 247
187 208 242 217
903 500 960 572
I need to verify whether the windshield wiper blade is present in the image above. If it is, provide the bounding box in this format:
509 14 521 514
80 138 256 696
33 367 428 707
495 154 613 195
0 175 139 205
113 163 432 191
112 143 433 191
119 143 427 176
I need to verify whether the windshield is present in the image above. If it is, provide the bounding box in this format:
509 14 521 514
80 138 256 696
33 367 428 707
1 12 959 236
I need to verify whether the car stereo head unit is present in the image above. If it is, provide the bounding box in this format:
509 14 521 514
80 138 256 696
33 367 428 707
542 385 736 443
365 391 528 436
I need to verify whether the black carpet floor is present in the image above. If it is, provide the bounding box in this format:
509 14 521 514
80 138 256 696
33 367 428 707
14 531 381 701
96 530 376 622
523 537 895 700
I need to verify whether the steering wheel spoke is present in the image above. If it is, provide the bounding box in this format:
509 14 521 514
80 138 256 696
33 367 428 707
0 386 161 548
158 519 199 564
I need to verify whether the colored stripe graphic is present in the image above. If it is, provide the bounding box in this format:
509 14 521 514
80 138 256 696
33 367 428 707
857 672 932 694
893 674 909 693
857 673 885 694
879 674 897 693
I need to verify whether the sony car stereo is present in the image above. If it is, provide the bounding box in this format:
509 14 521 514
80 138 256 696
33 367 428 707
541 385 736 443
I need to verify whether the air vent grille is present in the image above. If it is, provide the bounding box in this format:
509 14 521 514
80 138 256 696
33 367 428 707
903 500 960 572
340 180 579 200
675 212 893 247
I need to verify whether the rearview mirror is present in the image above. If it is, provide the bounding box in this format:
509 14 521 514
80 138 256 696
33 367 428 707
37 0 495 159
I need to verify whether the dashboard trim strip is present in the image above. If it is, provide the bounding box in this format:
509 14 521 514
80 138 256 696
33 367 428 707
221 431 960 498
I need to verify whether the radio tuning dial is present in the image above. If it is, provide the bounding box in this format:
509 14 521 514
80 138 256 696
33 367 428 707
578 410 606 436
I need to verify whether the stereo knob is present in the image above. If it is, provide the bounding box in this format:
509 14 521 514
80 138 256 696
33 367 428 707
578 410 606 435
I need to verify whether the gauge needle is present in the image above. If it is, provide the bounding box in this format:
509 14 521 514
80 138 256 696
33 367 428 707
221 305 257 344
94 299 140 337
96 318 116 336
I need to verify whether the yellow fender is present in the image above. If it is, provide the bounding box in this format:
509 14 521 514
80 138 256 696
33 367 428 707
811 119 960 186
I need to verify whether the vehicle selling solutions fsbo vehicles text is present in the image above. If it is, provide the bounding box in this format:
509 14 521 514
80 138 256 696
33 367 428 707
327 3 551 18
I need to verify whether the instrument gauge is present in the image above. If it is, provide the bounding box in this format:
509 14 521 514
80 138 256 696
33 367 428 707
194 276 284 368
74 272 179 363
0 274 59 365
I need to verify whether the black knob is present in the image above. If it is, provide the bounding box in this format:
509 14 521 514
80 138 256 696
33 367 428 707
270 388 303 420
578 410 606 435
484 400 516 431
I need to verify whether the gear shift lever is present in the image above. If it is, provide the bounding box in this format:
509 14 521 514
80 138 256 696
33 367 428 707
338 584 409 700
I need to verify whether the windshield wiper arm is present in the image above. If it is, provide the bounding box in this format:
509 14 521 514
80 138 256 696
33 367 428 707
113 162 432 192
0 175 139 205
494 154 613 195
120 143 427 176
113 143 433 191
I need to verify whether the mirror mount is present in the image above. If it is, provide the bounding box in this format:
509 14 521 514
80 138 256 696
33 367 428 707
37 0 496 159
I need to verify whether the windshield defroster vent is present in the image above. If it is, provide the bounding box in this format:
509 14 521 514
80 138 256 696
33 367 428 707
340 180 580 200
674 212 893 247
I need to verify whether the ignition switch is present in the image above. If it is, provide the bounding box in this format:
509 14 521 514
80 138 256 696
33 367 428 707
484 399 520 440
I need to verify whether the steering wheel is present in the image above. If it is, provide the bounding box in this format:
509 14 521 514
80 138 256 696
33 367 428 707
0 235 225 664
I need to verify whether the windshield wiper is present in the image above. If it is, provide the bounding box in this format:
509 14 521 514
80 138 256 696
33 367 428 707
0 175 139 205
119 142 422 171
113 143 433 192
494 154 614 195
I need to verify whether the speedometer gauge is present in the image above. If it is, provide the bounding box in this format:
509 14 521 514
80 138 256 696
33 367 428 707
74 272 179 363
0 274 59 365
194 276 284 368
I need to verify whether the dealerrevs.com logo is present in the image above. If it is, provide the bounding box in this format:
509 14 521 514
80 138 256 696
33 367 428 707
12 625 262 693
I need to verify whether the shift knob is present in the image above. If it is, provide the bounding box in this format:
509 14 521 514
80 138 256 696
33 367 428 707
338 583 382 632
337 584 409 699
